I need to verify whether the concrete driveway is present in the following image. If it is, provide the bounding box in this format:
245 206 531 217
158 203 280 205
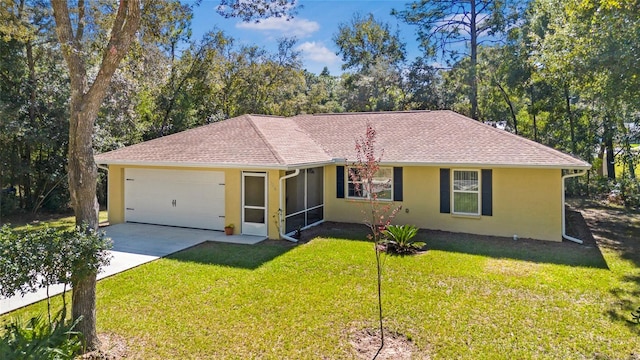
0 223 266 315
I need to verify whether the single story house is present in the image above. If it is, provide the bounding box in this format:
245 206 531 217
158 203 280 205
95 110 591 242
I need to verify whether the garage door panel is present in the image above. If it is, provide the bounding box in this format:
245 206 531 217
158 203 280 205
124 168 225 230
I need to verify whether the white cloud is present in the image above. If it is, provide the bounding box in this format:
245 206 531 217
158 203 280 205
296 42 340 64
236 17 320 38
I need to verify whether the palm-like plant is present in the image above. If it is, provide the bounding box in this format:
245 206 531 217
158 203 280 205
381 225 425 254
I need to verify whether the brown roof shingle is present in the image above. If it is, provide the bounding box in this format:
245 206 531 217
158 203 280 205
95 110 590 169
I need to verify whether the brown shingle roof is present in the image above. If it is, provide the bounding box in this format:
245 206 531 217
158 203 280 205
95 110 591 169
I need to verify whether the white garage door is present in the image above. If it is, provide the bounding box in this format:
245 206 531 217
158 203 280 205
124 168 225 230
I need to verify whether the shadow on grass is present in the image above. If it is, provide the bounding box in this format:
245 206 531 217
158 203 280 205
421 207 608 269
572 200 640 334
607 274 640 335
303 208 609 269
166 240 294 270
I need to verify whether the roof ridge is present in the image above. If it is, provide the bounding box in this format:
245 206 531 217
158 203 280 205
446 111 590 167
245 115 286 165
308 110 432 117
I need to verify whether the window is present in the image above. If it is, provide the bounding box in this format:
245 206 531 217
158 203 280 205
452 170 480 215
347 167 393 201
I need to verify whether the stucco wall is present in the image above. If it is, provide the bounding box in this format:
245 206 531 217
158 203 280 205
324 165 562 242
106 165 281 239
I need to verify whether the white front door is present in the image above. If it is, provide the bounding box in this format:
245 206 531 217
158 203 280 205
242 172 267 236
124 168 225 230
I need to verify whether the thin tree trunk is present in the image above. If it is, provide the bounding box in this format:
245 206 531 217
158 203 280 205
564 85 576 155
496 81 517 135
530 86 538 141
469 0 478 121
605 136 615 180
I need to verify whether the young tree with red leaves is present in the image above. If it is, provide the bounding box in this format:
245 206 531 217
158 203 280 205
349 124 401 358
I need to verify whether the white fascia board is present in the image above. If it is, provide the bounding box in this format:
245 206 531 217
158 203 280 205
97 159 591 171
95 160 289 170
331 160 591 170
95 159 336 171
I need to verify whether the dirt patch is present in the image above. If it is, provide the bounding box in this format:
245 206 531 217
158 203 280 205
79 333 128 360
349 327 425 360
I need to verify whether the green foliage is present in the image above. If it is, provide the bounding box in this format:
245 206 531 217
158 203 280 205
0 311 82 360
334 13 405 72
381 224 425 255
0 191 19 216
0 225 112 300
333 14 407 112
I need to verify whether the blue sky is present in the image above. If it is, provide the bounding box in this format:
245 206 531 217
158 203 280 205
190 1 423 74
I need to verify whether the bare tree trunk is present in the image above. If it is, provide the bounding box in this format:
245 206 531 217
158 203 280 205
72 273 98 349
469 0 478 120
564 85 576 155
496 81 517 135
52 0 140 351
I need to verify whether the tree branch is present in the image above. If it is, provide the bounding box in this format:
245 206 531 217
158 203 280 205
84 0 141 115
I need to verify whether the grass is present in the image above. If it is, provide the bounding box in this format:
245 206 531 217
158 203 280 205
6 211 108 231
3 210 640 358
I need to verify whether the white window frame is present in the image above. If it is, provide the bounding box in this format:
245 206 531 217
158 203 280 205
452 169 481 216
346 167 393 201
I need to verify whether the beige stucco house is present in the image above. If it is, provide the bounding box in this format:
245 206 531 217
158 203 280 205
95 110 591 242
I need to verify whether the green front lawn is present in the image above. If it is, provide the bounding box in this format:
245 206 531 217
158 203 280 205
8 211 108 231
3 214 639 358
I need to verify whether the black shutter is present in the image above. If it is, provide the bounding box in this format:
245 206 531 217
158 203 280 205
481 169 493 216
440 168 450 213
336 166 345 198
393 167 403 201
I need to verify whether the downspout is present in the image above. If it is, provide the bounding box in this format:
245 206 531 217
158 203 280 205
279 169 300 242
562 169 587 244
97 164 109 223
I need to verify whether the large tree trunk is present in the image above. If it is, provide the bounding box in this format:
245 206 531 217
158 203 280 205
68 104 100 231
52 0 140 351
72 272 98 349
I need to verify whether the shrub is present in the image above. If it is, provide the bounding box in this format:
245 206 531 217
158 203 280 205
381 225 425 255
0 311 82 360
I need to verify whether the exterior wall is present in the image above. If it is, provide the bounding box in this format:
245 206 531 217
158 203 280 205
106 165 282 238
324 165 563 242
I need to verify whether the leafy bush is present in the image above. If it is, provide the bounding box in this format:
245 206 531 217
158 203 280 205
381 225 425 255
0 311 82 360
0 225 112 323
590 175 640 208
0 191 19 216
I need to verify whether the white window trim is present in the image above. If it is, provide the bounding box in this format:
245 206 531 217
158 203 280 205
451 169 481 216
346 166 393 201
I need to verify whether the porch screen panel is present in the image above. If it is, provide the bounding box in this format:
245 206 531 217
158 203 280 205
285 171 305 216
284 167 325 235
307 167 324 208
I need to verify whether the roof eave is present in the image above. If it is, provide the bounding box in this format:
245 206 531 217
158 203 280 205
333 160 592 170
95 159 290 170
96 158 591 171
95 159 336 171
